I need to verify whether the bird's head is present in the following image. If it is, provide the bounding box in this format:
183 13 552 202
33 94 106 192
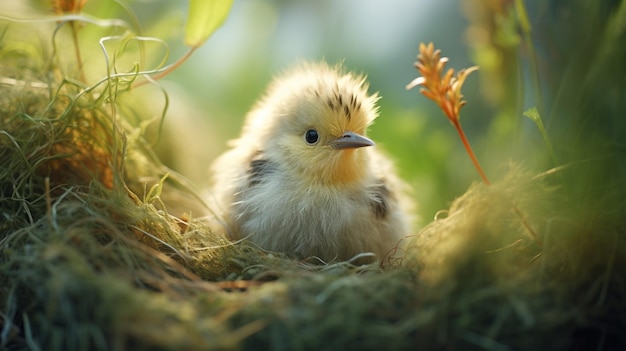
245 63 380 186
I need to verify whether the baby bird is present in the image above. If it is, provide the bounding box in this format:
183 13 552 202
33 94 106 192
211 62 412 262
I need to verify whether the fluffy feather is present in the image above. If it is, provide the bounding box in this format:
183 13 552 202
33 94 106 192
211 62 412 262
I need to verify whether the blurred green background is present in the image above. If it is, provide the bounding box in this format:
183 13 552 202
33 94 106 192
160 0 552 224
9 0 625 227
146 0 533 224
168 0 487 223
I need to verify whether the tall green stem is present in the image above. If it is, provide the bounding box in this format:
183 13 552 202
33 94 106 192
515 0 544 114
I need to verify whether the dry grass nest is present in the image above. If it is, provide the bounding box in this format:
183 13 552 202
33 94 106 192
1 38 625 351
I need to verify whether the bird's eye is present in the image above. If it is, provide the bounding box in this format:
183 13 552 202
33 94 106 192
304 129 319 145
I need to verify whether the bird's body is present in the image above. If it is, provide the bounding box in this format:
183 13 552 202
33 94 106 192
211 62 412 262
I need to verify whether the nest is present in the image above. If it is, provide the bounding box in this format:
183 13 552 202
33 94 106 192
1 12 625 351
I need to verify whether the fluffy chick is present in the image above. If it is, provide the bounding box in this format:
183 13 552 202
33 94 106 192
211 62 412 262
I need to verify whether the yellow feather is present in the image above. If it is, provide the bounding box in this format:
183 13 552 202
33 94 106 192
210 62 413 262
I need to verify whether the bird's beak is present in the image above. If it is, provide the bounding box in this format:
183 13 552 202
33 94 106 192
330 131 375 150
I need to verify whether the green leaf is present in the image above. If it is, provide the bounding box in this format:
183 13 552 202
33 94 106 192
514 0 532 33
184 0 233 47
523 107 540 123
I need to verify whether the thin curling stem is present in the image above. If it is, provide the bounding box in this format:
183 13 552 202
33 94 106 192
133 47 197 88
70 21 87 83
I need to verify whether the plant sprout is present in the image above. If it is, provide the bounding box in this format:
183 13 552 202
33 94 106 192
408 43 540 243
406 43 488 185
